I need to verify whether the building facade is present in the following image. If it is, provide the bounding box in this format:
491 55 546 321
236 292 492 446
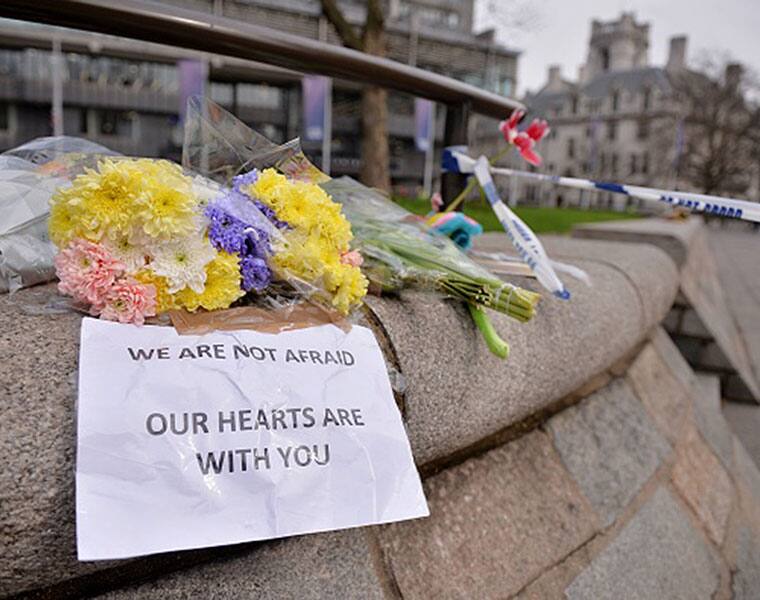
518 13 691 210
0 0 518 191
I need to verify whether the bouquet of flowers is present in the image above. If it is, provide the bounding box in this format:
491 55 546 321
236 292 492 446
48 156 367 324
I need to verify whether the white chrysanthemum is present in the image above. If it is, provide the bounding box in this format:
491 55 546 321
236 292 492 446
192 175 222 208
103 231 149 273
149 235 216 293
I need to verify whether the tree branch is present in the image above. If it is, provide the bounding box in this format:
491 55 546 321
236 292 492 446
319 0 362 51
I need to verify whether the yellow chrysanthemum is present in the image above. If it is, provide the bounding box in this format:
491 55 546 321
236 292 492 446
134 270 176 314
246 168 367 314
175 251 244 312
48 158 199 248
48 198 89 246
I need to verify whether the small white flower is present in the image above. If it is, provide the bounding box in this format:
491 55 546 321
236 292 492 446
103 230 148 272
149 235 216 293
192 176 222 208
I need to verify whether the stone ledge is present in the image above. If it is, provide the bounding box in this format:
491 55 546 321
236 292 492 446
371 233 678 465
0 234 678 596
573 217 703 268
574 217 760 402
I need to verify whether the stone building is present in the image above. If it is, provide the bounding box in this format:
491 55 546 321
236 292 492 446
518 13 692 210
0 0 518 190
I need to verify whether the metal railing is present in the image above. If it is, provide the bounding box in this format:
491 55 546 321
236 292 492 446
0 0 525 203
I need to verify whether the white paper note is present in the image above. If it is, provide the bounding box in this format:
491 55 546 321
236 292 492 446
76 318 428 560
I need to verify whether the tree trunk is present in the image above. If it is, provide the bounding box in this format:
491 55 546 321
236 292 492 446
360 85 391 191
359 26 391 192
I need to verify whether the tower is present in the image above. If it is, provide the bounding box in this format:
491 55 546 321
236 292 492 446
583 12 649 81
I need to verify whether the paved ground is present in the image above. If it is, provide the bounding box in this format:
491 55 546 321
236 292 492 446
708 225 760 462
709 225 760 386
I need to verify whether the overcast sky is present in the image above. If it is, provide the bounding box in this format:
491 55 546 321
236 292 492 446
475 0 760 96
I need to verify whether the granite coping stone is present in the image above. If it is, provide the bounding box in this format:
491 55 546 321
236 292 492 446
376 429 599 599
573 217 703 267
574 217 760 402
95 529 389 600
692 374 735 472
626 340 690 444
732 525 760 599
1 234 677 595
565 487 721 600
547 379 671 526
372 233 678 465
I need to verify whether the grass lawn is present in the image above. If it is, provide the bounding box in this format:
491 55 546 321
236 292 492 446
393 197 640 234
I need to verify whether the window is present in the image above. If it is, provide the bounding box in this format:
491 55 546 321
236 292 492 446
611 90 620 112
210 82 233 106
641 152 649 174
637 118 649 140
0 102 8 131
567 138 575 159
611 153 618 175
571 96 578 115
601 48 610 71
607 120 617 141
97 110 132 137
238 83 282 110
642 87 651 111
79 108 88 134
630 154 638 174
498 77 513 97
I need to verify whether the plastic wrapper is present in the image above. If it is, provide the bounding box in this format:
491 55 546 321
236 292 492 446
0 137 118 293
183 97 367 319
182 98 540 326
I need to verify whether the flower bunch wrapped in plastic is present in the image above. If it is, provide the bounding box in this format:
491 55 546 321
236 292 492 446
49 157 368 324
49 158 246 324
205 167 368 315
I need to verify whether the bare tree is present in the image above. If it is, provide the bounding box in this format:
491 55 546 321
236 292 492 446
320 0 390 192
476 0 542 37
670 56 760 196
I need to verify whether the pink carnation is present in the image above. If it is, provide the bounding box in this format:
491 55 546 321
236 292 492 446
340 250 364 268
95 278 157 326
55 239 126 305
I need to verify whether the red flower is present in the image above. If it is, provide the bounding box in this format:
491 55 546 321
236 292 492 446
512 134 542 166
498 108 550 167
525 118 550 142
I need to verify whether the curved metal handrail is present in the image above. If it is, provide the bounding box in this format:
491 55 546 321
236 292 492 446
0 0 524 119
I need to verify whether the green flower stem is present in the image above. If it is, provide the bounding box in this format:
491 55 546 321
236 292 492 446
468 302 509 359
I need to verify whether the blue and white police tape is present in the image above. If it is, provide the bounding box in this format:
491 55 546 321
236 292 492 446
488 167 760 223
472 156 571 299
443 146 760 222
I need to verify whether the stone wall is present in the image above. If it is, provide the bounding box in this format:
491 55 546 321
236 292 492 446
3 229 760 599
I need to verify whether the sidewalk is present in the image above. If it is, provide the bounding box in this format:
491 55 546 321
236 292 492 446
709 227 760 462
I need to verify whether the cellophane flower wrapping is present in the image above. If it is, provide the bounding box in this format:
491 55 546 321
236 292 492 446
182 98 539 324
0 137 119 294
182 97 368 317
47 155 258 325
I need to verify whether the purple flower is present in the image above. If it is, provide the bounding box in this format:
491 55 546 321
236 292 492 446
242 225 271 259
252 198 289 230
205 203 249 254
232 169 259 193
240 255 272 292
